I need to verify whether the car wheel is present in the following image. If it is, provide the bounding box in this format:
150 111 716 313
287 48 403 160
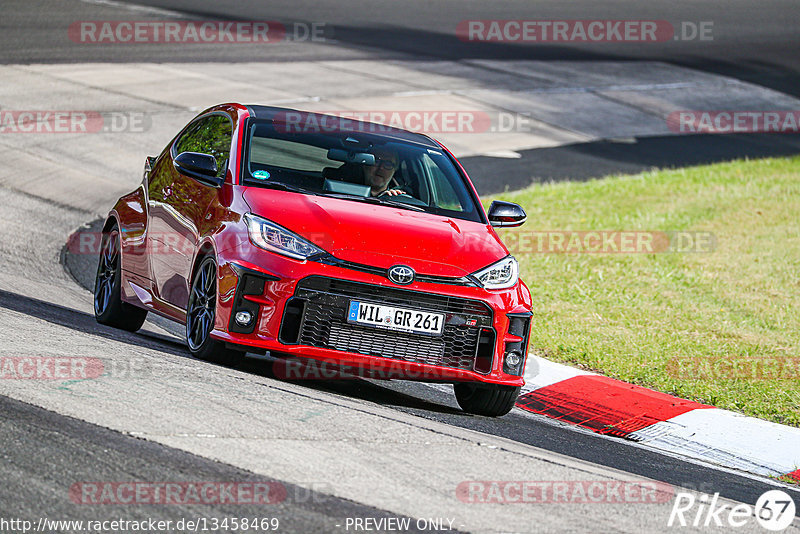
186 256 243 367
454 383 520 417
94 224 148 332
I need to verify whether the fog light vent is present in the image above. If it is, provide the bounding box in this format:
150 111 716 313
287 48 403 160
473 328 495 374
505 350 522 368
278 298 306 344
228 264 278 335
235 311 253 326
504 312 532 376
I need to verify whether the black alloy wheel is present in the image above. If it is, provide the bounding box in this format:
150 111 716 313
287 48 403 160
186 256 243 366
94 224 147 331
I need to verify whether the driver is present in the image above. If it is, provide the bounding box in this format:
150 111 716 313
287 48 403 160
363 148 404 197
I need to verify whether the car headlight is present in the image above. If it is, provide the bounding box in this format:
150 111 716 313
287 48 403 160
472 256 519 289
244 213 325 260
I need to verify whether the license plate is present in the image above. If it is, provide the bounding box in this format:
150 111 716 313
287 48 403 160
347 301 445 336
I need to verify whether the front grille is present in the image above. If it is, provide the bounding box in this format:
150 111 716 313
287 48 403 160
299 276 492 316
328 324 446 365
282 276 495 373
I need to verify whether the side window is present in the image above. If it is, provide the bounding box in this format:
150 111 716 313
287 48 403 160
174 114 233 178
422 153 464 211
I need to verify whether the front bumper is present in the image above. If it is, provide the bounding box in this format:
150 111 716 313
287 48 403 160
211 255 532 386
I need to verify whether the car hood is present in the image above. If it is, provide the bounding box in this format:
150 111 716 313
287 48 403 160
242 188 508 277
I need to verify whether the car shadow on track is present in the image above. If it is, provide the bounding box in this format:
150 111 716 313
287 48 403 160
236 357 465 416
0 288 188 358
1 287 464 416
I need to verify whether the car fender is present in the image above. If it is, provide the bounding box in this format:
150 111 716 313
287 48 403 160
107 185 148 276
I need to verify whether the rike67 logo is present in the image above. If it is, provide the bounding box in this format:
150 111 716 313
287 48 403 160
668 490 796 531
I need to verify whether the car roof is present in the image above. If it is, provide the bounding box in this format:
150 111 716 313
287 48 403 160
245 105 440 147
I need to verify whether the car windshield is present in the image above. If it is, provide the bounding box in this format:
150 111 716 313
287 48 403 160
242 118 483 222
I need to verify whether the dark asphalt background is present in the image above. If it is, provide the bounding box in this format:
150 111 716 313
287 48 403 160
5 0 800 99
2 0 800 528
2 0 800 193
0 393 434 533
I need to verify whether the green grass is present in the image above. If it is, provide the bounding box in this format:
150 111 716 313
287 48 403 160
487 156 800 426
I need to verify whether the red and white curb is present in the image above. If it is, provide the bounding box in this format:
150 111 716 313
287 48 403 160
517 356 800 483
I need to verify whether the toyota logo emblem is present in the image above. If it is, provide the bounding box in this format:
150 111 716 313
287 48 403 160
388 265 415 285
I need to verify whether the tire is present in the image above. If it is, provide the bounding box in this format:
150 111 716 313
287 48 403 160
94 225 148 332
186 256 243 367
454 383 520 417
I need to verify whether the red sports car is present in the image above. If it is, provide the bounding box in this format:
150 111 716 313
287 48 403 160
95 103 532 416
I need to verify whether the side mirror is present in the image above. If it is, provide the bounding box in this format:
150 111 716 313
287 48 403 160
487 200 527 228
143 155 157 182
173 152 223 187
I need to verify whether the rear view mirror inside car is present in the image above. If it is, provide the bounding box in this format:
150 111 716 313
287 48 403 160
323 179 371 197
327 148 376 166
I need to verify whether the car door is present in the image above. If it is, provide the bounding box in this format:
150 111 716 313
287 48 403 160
147 113 233 310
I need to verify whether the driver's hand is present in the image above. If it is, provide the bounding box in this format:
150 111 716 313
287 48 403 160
382 189 405 197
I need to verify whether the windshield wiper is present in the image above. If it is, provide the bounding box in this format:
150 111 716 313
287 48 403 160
256 181 318 196
371 196 426 212
321 192 425 212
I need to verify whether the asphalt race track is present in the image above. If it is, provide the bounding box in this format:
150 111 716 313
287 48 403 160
7 0 800 97
1 1 800 533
